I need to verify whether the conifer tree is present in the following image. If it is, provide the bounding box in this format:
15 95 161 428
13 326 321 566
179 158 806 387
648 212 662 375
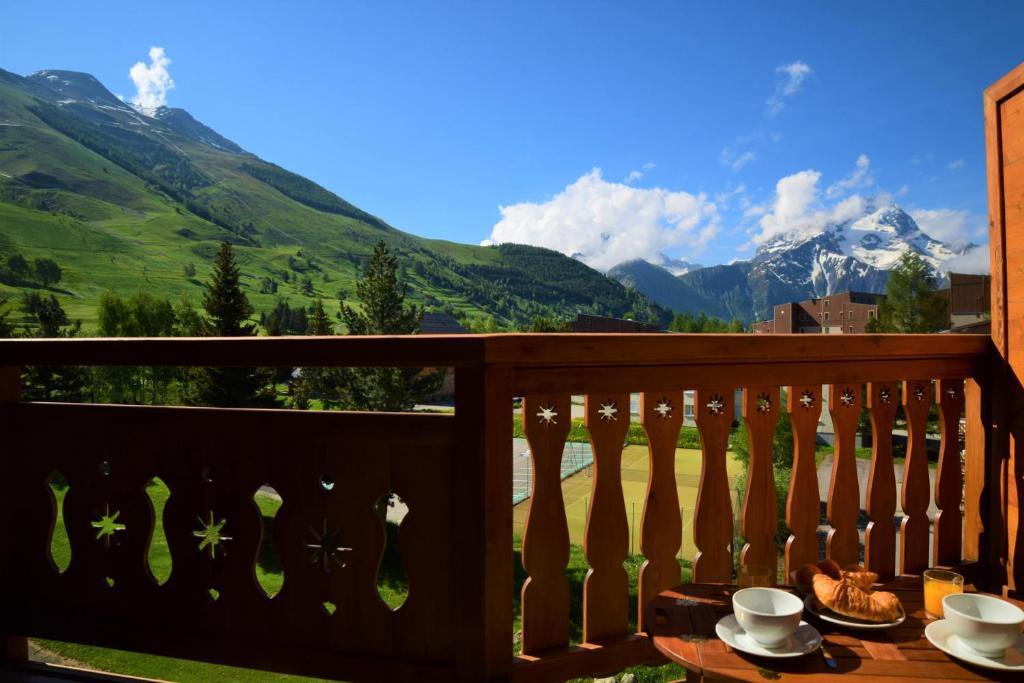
293 297 334 410
868 251 949 333
188 242 278 407
20 294 89 401
338 241 442 411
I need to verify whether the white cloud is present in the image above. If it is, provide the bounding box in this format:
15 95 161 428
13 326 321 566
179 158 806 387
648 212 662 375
730 151 756 172
753 163 872 246
948 159 965 170
487 168 718 271
826 154 873 198
909 208 984 246
623 161 655 184
896 184 910 196
766 61 812 116
945 248 990 274
130 46 174 111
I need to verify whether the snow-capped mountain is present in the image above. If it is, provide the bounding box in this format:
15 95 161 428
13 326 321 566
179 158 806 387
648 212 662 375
610 205 982 322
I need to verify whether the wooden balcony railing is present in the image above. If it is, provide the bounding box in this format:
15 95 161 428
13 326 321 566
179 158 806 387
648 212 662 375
0 332 1000 683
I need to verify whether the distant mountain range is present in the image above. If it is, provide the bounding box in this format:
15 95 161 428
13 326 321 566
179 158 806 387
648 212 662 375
610 205 978 323
0 67 667 328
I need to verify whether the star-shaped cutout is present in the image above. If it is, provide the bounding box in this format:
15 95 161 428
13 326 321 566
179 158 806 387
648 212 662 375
653 398 673 419
914 385 927 402
597 401 619 422
706 395 725 416
878 386 892 404
839 388 855 407
536 405 558 425
91 503 126 550
193 510 232 559
945 386 959 399
756 393 772 414
799 390 815 409
305 519 352 573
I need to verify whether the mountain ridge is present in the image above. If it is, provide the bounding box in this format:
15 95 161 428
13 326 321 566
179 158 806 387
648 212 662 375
0 67 668 329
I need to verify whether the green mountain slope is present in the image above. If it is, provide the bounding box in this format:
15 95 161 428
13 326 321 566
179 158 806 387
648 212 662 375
0 67 667 330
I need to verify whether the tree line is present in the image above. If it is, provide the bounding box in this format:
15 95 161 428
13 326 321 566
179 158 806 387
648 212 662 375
4 240 442 411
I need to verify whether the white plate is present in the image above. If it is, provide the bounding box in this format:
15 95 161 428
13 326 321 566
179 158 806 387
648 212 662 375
804 594 906 630
715 614 821 658
925 619 1024 672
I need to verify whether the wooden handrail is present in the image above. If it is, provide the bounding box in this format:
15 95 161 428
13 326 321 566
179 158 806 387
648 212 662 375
0 333 991 368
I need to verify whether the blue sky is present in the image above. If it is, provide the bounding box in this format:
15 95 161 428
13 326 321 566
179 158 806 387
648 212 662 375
3 1 1022 270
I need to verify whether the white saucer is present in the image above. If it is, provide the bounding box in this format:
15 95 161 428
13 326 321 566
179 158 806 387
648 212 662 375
925 619 1024 671
715 614 821 658
804 594 906 630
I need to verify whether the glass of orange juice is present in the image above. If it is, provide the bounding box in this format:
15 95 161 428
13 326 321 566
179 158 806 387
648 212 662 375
738 565 773 588
923 569 964 619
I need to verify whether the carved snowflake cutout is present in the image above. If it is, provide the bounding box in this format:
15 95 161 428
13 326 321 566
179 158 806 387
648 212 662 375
839 388 855 407
756 393 772 414
799 390 815 409
305 519 352 573
91 503 126 550
653 398 673 419
914 384 927 402
536 405 558 425
597 401 619 422
194 511 232 559
878 386 892 404
706 394 725 416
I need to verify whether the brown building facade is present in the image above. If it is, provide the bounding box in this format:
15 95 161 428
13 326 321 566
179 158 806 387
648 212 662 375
752 291 882 334
938 273 991 329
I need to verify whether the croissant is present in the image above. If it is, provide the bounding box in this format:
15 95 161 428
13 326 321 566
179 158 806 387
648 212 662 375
840 564 879 590
812 574 903 623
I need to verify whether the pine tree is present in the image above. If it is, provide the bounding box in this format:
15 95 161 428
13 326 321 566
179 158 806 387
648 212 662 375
20 294 89 402
308 297 332 335
293 297 335 410
869 251 949 333
188 242 278 407
338 241 443 411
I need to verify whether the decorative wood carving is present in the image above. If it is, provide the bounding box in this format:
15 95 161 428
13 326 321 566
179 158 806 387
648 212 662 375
901 380 933 575
582 394 630 642
740 387 779 581
693 388 734 583
827 384 862 568
638 392 683 631
785 385 822 583
865 381 899 578
520 394 572 654
935 379 965 567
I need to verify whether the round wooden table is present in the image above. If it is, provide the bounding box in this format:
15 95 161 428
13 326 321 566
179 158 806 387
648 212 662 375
645 577 1021 682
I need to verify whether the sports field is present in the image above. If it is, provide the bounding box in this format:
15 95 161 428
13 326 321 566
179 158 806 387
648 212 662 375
513 444 743 561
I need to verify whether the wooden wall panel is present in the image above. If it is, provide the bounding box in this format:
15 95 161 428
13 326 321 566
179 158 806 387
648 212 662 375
4 403 459 680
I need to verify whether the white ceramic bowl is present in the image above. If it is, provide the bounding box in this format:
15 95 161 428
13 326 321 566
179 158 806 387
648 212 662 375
732 587 804 648
943 593 1024 658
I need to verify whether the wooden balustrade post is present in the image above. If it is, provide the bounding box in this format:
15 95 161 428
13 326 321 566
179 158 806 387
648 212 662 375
785 385 822 583
826 383 862 568
453 365 513 681
693 388 735 583
638 392 684 631
0 366 27 664
865 381 899 578
520 393 572 655
740 387 779 582
901 380 933 575
935 380 966 568
582 393 630 642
